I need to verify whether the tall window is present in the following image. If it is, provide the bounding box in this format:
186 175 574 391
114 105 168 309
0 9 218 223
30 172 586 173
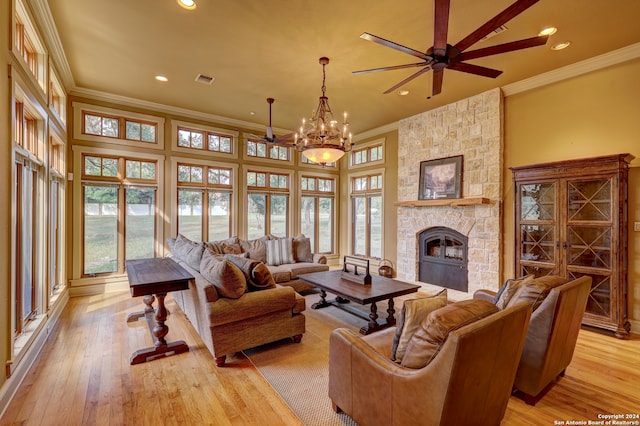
82 154 158 276
351 174 383 258
247 170 290 239
177 163 233 242
300 176 335 253
247 140 289 161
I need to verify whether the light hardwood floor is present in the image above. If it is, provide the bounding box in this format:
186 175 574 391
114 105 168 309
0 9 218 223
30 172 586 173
1 291 639 425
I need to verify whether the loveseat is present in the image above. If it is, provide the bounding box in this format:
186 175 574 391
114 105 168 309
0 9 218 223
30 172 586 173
167 234 308 366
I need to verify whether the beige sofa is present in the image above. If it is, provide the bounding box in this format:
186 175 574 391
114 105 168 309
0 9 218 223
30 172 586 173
167 235 307 366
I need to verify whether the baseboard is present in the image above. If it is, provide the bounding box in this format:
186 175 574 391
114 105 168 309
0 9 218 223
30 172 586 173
0 288 69 419
628 318 639 336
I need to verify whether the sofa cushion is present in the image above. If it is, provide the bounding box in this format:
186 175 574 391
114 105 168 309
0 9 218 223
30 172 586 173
267 265 292 283
240 236 269 263
226 255 276 291
200 249 247 299
287 262 330 278
401 299 499 369
391 289 448 363
292 234 313 263
506 275 568 311
173 234 206 271
265 238 295 266
494 275 534 310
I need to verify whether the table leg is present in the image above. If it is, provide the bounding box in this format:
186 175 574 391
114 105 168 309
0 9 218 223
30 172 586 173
386 298 397 326
126 295 155 323
360 302 380 334
130 292 189 365
312 289 331 309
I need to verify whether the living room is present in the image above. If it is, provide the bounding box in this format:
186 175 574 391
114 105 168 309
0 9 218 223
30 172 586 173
1 0 639 424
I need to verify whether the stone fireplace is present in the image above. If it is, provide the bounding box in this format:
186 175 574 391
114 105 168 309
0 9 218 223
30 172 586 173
396 88 503 297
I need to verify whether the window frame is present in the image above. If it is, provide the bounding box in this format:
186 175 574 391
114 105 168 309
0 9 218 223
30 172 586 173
73 102 165 150
349 138 385 169
13 0 48 94
299 173 337 254
171 119 238 159
349 170 385 259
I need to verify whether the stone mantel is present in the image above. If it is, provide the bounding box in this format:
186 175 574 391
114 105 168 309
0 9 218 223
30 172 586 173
395 197 490 207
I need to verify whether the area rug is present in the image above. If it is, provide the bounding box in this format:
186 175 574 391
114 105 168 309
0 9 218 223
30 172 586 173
243 291 372 426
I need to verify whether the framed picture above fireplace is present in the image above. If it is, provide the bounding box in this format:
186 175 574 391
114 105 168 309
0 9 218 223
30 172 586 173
418 155 463 200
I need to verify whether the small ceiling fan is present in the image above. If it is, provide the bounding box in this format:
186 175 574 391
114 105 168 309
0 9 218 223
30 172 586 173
353 0 549 97
249 98 295 146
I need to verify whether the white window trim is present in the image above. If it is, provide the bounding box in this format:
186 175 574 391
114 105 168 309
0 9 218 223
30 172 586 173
170 119 239 159
70 145 166 283
347 167 386 260
241 164 295 239
73 102 165 149
242 134 295 166
170 157 239 241
349 137 386 169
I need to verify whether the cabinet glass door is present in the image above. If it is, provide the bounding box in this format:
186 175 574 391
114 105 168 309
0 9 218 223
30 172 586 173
566 178 614 319
518 182 557 277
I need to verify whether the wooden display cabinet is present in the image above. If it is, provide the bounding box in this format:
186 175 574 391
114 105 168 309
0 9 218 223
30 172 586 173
511 154 633 338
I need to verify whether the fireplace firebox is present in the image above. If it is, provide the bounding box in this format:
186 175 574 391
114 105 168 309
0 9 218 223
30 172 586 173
418 227 468 292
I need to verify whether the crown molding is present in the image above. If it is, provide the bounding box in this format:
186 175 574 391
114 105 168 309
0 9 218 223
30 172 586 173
502 42 640 97
27 0 75 91
70 87 292 134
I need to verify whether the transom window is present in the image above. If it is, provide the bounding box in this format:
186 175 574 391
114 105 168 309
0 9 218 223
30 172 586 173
14 2 46 92
14 98 44 160
351 144 383 166
82 111 157 143
177 163 233 242
247 140 290 161
178 126 233 153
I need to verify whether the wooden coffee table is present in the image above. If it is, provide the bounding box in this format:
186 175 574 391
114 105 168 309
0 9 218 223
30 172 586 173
126 257 193 365
298 270 420 334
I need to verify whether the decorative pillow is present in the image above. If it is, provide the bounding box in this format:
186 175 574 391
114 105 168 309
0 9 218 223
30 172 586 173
226 255 276 291
292 234 313 263
391 289 448 362
200 249 247 299
493 275 534 310
265 238 295 266
506 275 568 311
240 236 269 263
401 299 499 369
205 241 226 255
173 234 206 271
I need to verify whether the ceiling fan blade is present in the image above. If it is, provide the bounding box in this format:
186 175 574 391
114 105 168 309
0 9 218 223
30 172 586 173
432 69 444 96
460 35 548 61
383 66 432 94
454 0 540 52
448 62 503 78
433 0 451 56
353 62 430 75
360 32 431 60
274 132 296 143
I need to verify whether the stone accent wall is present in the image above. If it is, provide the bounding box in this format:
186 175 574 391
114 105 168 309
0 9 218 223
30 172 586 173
396 88 503 298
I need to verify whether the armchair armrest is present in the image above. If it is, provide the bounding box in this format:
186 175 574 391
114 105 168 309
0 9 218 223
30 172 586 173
473 289 497 303
312 253 327 264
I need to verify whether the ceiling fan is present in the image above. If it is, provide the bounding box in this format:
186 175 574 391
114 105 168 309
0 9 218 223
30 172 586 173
249 98 294 145
353 0 549 97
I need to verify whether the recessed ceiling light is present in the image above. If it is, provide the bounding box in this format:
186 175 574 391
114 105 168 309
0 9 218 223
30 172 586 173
398 90 409 96
177 0 196 10
551 41 571 50
539 27 557 36
155 75 168 82
249 111 256 116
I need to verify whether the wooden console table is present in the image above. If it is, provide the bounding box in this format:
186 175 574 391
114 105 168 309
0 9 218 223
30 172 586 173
126 257 193 365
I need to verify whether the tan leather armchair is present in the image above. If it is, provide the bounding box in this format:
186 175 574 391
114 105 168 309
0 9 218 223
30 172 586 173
328 302 532 426
474 275 591 405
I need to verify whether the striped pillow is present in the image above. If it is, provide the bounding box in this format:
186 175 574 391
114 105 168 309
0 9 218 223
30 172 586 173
265 238 295 266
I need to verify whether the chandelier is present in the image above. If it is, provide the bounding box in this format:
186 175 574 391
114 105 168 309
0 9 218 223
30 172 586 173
295 57 353 166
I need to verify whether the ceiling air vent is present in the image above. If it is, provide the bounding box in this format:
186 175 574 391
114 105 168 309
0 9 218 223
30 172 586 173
194 73 215 85
480 25 508 42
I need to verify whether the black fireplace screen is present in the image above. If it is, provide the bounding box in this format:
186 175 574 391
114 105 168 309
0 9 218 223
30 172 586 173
418 227 468 292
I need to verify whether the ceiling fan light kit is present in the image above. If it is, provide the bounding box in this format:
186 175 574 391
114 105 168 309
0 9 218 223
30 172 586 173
354 0 549 98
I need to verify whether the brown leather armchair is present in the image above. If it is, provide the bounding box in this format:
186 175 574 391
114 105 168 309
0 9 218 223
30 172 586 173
328 302 532 426
474 275 591 405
